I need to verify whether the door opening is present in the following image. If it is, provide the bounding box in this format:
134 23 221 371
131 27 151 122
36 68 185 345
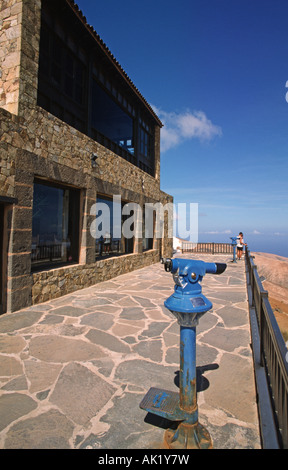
0 204 4 314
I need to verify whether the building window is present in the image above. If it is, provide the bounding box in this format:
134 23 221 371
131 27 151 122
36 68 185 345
93 195 134 259
139 118 152 158
138 117 154 175
31 180 80 271
91 80 135 156
37 1 157 176
143 205 154 251
37 20 87 134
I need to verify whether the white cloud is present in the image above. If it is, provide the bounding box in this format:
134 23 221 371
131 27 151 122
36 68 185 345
252 230 261 235
152 106 222 152
202 229 232 235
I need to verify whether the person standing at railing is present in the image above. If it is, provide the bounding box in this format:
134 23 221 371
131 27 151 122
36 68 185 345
237 232 247 260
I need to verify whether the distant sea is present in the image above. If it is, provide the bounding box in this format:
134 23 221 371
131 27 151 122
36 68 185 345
246 235 288 259
198 233 288 259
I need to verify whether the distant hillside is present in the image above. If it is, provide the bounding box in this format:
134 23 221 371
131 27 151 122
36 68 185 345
252 252 288 343
253 252 288 293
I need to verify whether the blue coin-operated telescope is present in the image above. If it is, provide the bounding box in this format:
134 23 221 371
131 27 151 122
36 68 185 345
140 257 226 449
230 236 238 263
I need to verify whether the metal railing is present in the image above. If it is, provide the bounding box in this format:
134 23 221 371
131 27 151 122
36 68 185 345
182 242 233 254
246 247 288 448
31 243 62 262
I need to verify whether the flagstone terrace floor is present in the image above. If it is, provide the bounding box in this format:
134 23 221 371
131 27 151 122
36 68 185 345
0 253 261 449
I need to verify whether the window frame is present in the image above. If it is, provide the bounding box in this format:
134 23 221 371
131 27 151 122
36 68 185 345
142 204 155 251
37 19 88 134
31 179 80 272
94 194 136 260
37 1 157 176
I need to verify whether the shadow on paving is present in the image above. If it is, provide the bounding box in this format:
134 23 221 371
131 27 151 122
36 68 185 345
0 254 261 449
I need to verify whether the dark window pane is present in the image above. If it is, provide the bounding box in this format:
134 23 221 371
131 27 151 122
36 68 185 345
52 64 62 85
37 3 155 175
37 16 87 134
52 38 62 64
91 80 134 155
65 53 74 75
139 121 152 159
31 181 79 270
65 74 73 97
94 196 134 259
143 205 154 250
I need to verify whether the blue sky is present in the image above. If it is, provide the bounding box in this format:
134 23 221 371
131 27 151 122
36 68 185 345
76 0 288 256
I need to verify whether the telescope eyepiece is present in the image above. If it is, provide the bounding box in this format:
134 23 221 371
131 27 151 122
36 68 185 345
161 257 173 272
215 263 227 274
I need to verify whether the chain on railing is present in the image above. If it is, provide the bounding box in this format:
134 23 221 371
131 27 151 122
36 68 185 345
246 248 288 448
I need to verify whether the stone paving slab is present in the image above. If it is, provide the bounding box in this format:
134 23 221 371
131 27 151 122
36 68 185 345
0 254 261 449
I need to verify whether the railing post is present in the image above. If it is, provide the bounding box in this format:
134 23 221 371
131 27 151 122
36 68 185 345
259 291 268 367
251 265 257 308
244 245 288 448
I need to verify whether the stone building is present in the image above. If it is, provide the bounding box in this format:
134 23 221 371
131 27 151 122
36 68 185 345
0 0 173 314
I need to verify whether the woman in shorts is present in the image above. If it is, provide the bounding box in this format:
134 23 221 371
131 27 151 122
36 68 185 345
237 232 247 260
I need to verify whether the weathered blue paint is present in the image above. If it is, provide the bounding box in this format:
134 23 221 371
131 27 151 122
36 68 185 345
164 258 226 314
230 236 238 263
179 325 197 416
140 258 227 448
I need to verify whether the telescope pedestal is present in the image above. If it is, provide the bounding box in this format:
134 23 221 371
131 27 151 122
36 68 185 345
164 422 212 449
140 313 213 449
140 258 227 449
230 237 238 263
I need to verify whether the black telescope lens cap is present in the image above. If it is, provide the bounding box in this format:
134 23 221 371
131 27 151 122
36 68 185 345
164 259 172 272
215 263 227 274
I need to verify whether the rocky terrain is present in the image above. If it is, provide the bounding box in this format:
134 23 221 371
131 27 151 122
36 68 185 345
252 252 288 343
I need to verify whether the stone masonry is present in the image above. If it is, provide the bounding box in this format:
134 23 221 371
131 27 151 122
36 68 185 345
0 255 261 449
0 0 173 313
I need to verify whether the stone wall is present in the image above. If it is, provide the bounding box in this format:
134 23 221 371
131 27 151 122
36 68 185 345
0 0 173 312
0 103 173 311
0 106 173 310
0 0 22 115
32 250 159 305
0 108 17 198
0 0 41 116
